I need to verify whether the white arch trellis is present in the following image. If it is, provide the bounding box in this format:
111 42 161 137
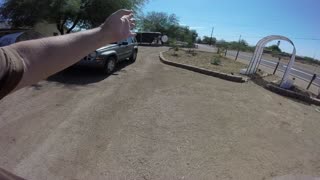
242 35 296 89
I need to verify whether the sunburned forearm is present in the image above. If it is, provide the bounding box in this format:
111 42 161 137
0 55 5 79
12 27 109 88
6 9 135 90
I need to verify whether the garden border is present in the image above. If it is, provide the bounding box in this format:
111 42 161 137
159 51 247 83
266 84 320 106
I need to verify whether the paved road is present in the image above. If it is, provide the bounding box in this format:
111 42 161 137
196 44 217 53
227 51 320 86
1 46 320 180
197 44 320 87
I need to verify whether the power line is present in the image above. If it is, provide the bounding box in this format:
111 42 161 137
212 34 320 41
243 36 320 41
292 37 320 41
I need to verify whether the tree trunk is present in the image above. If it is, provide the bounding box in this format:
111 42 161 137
67 17 80 34
56 17 67 35
56 23 64 35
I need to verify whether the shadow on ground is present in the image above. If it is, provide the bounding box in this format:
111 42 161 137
138 44 162 47
249 74 271 87
47 61 133 85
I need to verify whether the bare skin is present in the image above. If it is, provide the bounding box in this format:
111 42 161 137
9 9 135 91
0 9 135 180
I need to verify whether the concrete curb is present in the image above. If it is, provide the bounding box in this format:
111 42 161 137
266 84 320 106
159 51 247 83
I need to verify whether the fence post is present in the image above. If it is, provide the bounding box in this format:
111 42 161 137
273 57 281 75
225 48 228 56
307 74 317 90
235 49 240 61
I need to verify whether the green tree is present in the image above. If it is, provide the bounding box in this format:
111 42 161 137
137 11 179 35
0 0 148 34
138 11 198 43
215 39 252 52
265 45 282 57
266 45 282 53
216 40 228 49
202 36 216 45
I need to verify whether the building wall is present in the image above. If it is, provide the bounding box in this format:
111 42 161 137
34 22 59 37
0 21 10 29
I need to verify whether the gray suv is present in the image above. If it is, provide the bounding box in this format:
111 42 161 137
77 37 138 74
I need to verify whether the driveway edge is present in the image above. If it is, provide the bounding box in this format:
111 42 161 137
159 51 247 83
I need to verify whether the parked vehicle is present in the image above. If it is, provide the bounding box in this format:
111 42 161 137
0 30 43 47
136 32 162 45
77 37 138 74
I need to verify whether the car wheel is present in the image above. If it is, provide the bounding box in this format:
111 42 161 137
104 56 116 75
129 50 137 63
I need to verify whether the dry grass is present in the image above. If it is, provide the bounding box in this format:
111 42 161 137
163 49 247 75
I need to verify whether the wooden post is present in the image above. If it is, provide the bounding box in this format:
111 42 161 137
307 74 317 90
273 57 281 75
235 49 240 61
235 35 241 61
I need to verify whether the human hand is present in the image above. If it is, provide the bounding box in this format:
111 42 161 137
101 9 136 43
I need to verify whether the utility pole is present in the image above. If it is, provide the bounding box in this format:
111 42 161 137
210 27 214 46
312 51 317 70
273 57 281 75
235 35 242 61
238 35 242 44
312 50 320 99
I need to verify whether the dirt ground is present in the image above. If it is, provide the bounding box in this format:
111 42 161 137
1 46 320 180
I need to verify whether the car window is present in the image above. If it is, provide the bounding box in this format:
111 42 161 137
127 37 133 44
118 39 128 45
132 37 137 43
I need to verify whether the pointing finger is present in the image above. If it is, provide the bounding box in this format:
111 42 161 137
114 9 133 17
129 32 137 37
130 18 136 23
124 13 134 20
130 23 136 29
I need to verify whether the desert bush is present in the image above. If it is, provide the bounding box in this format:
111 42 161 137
169 40 180 56
211 56 222 65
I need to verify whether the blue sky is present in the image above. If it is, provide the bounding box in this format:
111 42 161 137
143 0 320 59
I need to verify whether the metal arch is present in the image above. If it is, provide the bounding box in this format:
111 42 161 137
245 35 296 89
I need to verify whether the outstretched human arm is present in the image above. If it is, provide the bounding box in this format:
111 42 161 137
7 9 135 90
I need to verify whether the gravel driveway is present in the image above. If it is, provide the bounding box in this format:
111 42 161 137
1 46 320 180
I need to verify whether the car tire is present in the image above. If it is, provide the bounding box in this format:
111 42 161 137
129 50 137 63
104 56 116 75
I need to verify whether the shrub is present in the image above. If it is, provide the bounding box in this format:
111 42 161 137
211 56 221 65
169 40 180 56
174 45 179 52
